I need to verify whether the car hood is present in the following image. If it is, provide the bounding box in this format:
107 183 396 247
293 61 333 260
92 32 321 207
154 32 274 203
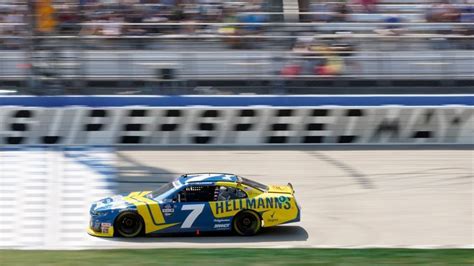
90 194 132 213
90 191 153 213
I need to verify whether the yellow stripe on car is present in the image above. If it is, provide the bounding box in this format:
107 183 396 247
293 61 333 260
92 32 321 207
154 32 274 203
124 193 178 233
128 191 141 197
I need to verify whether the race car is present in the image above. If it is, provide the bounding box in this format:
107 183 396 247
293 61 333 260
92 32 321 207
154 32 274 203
88 173 300 237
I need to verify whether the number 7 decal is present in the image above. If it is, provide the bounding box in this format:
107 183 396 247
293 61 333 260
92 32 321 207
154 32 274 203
181 204 205 228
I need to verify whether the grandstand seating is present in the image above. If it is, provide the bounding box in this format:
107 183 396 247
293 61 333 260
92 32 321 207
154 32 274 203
0 0 473 92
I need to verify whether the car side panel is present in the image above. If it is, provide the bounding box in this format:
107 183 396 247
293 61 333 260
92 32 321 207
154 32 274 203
157 202 233 233
124 193 234 234
209 194 299 227
122 192 299 235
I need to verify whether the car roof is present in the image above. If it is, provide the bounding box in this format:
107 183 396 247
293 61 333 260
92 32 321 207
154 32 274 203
177 173 239 185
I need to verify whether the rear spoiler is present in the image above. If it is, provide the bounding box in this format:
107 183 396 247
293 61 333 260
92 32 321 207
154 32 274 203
288 182 295 193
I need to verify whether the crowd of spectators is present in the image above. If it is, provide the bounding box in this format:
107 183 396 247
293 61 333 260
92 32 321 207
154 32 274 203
0 0 473 81
1 1 473 36
309 0 473 23
56 0 269 37
0 0 473 50
310 1 367 22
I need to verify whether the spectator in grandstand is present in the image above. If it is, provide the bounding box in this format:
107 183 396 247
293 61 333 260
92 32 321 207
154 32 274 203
282 37 346 77
310 0 333 22
375 14 404 36
57 6 80 34
281 63 302 77
315 53 344 76
425 0 460 22
74 0 273 39
456 1 474 49
197 0 224 22
356 0 378 13
425 1 461 49
240 8 267 32
310 1 351 22
0 7 25 49
102 15 123 37
219 6 241 47
3 8 24 34
170 4 186 22
332 1 351 22
122 8 148 48
219 2 268 49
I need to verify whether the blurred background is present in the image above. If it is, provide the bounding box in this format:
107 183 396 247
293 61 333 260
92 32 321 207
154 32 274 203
0 0 473 95
0 1 472 255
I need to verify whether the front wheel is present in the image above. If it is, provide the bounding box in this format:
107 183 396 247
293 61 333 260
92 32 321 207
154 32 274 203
233 210 261 236
115 212 143 238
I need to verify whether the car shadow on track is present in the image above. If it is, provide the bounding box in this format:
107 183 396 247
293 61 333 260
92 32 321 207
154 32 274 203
114 152 177 194
103 225 308 243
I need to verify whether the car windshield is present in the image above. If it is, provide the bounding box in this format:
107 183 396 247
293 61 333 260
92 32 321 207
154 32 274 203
241 177 268 191
146 182 176 201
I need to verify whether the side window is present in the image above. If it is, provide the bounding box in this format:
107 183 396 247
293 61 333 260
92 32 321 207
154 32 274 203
177 185 216 203
215 186 248 201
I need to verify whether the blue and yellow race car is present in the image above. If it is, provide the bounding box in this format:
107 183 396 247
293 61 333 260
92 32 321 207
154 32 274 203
88 173 301 237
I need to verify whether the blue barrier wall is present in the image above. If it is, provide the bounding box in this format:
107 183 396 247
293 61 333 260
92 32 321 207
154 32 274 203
0 95 473 107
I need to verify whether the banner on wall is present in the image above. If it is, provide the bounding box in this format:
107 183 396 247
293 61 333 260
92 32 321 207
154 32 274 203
0 105 472 145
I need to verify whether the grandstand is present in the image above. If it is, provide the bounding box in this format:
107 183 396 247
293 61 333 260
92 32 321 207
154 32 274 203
0 0 473 94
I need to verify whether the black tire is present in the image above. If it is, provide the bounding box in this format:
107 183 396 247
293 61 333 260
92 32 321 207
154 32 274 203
115 212 144 238
233 210 261 236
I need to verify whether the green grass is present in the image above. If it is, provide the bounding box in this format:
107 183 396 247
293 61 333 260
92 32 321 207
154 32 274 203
0 249 472 266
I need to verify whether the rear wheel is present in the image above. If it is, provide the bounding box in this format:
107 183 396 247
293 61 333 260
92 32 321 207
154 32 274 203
233 210 261 236
115 212 143 238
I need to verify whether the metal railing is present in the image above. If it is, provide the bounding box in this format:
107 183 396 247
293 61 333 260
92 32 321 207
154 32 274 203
1 21 473 91
1 49 473 80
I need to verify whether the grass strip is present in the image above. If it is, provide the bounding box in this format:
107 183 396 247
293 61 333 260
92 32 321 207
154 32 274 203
0 248 472 266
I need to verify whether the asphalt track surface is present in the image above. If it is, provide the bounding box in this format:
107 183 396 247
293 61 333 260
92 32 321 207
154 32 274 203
104 147 473 249
0 147 472 249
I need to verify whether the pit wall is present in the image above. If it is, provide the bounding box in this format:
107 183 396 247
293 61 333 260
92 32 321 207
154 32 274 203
0 95 472 145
